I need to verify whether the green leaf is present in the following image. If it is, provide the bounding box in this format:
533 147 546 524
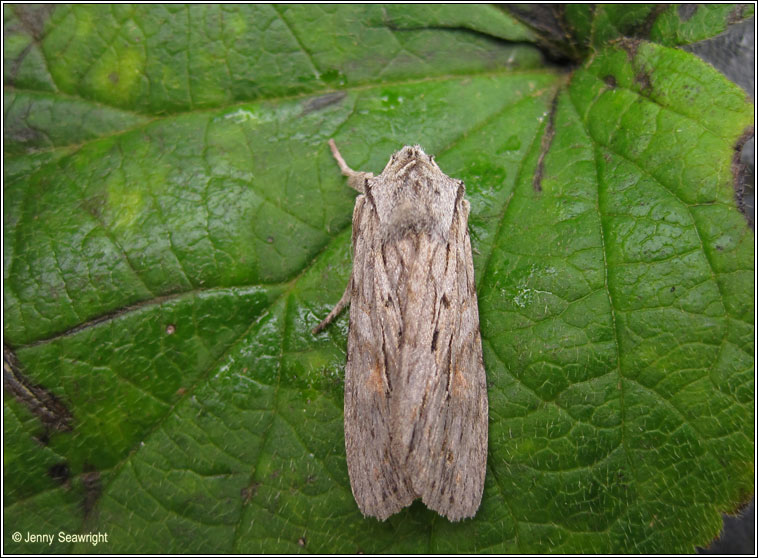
4 4 753 554
649 4 755 46
564 4 660 48
509 4 754 57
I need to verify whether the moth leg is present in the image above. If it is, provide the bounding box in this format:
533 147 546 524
312 279 351 334
329 139 373 193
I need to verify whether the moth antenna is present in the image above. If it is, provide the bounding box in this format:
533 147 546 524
328 139 373 193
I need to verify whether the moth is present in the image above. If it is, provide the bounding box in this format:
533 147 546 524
313 139 488 521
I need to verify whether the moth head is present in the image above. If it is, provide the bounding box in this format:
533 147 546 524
381 145 444 184
371 145 462 242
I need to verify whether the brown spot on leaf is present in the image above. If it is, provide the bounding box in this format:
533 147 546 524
108 72 119 84
635 70 653 95
48 462 71 486
4 345 74 432
241 482 259 504
80 194 107 221
297 536 306 547
603 75 617 88
165 324 176 335
617 37 642 61
533 89 560 192
81 468 102 517
301 92 346 116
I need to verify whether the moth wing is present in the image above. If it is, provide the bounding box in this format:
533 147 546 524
405 198 488 521
344 195 415 520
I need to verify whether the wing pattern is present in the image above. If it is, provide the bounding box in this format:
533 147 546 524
345 189 487 521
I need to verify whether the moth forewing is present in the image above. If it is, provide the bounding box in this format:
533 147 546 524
315 139 488 521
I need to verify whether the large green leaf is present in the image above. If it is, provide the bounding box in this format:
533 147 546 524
3 4 753 554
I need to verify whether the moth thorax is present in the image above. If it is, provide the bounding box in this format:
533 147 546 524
383 199 436 242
